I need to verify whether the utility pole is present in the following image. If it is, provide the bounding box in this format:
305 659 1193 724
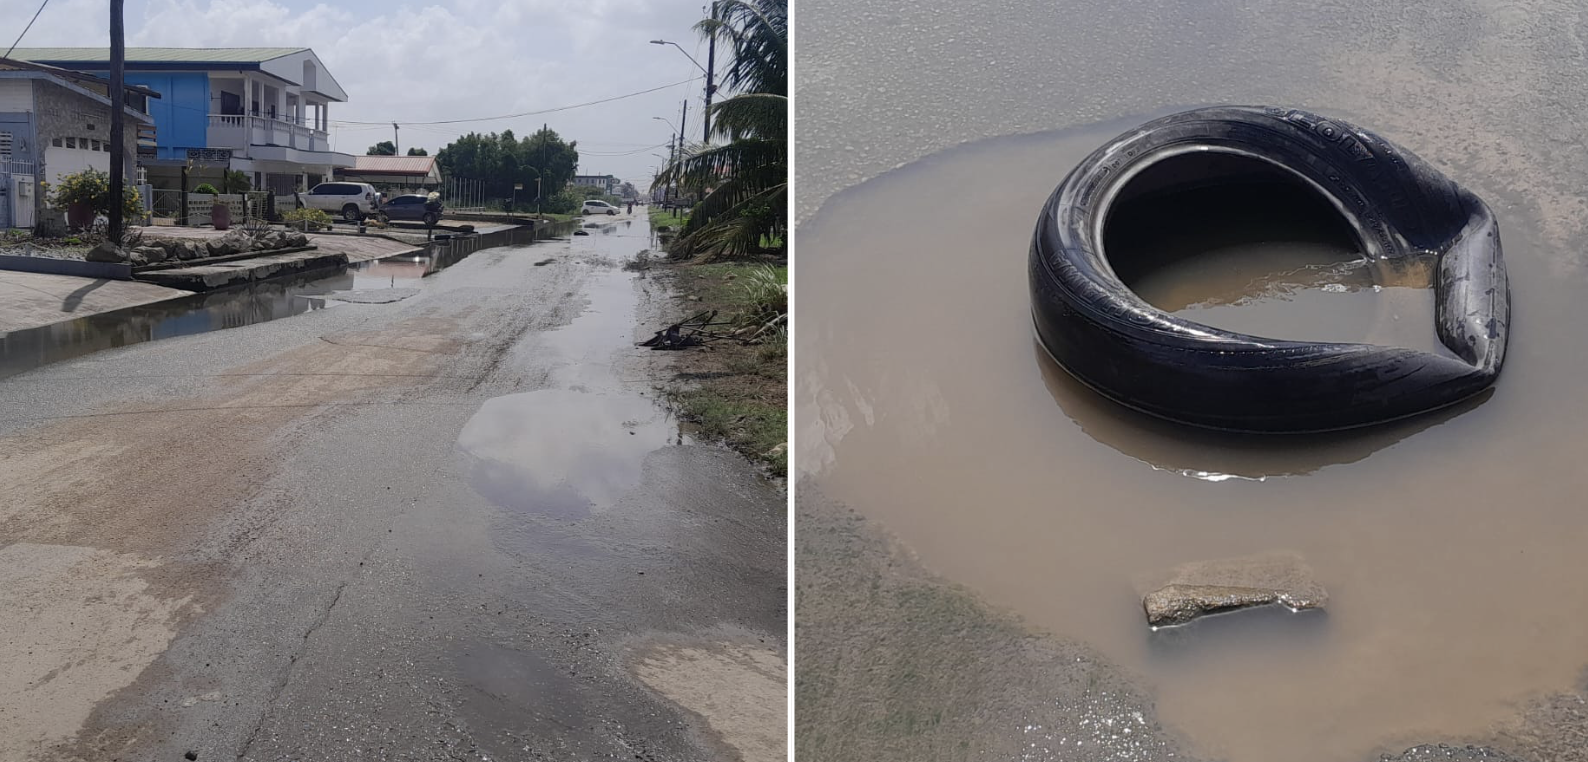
537 122 546 217
392 122 399 154
676 100 688 204
703 1 717 142
108 0 126 240
667 135 677 205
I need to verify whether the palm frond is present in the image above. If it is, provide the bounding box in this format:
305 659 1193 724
709 93 786 141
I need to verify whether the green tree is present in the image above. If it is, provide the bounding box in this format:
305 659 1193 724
435 128 579 207
655 0 787 258
221 169 251 194
367 140 396 155
407 147 428 156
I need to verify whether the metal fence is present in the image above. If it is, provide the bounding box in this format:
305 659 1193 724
439 176 488 213
1 160 36 229
148 189 291 226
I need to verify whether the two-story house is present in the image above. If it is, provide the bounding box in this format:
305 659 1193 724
11 47 356 199
572 174 619 194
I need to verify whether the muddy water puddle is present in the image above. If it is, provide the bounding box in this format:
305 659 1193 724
458 389 680 520
1109 180 1444 354
797 123 1588 762
459 231 685 525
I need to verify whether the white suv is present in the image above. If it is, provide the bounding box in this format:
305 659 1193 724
299 182 383 221
581 200 619 215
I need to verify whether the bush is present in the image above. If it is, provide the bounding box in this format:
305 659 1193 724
733 265 788 328
193 183 219 195
281 207 332 231
50 168 142 220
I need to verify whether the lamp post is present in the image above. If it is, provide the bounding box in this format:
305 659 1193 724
652 117 680 205
650 36 716 142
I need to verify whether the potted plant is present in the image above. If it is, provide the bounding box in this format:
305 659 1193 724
194 182 229 230
50 169 142 229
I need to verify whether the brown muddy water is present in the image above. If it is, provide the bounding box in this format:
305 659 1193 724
796 119 1588 762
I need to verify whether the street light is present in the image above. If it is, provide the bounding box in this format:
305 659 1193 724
651 36 717 141
649 40 707 75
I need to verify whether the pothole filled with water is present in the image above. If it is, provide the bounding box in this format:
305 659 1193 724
797 121 1583 762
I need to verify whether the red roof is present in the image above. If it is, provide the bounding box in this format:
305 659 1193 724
346 155 438 175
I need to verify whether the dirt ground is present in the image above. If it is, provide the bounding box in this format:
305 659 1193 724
650 258 788 476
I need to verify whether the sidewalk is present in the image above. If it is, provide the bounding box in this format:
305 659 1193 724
0 271 190 334
0 229 425 334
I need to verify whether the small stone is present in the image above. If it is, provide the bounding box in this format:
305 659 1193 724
1141 552 1326 627
85 241 129 263
133 245 166 263
184 752 198 761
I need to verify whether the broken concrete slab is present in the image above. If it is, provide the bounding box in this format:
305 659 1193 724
1140 552 1327 627
135 250 349 291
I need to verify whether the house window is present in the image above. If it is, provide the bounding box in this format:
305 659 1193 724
65 137 76 149
0 131 11 160
91 139 100 151
52 137 62 147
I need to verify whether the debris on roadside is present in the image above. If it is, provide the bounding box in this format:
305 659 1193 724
639 308 789 351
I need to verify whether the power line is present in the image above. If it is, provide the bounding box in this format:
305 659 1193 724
3 0 51 61
578 142 672 157
330 77 701 126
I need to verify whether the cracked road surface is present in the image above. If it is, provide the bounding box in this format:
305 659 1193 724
0 216 786 762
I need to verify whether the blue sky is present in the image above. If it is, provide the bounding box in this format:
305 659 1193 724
1 0 721 187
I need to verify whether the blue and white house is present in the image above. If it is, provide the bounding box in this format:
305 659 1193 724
10 47 356 198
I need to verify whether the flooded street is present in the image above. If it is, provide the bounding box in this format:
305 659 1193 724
796 1 1588 761
0 213 785 761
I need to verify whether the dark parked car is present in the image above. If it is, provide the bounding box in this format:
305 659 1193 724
378 194 443 226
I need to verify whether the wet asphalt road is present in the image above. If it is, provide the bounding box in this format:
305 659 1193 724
0 215 785 761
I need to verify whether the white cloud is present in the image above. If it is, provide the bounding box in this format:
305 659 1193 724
0 0 716 183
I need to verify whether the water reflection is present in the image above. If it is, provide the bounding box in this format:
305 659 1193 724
0 222 575 381
456 389 681 520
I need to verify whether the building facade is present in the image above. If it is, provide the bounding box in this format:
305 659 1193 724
11 48 356 208
571 174 618 193
1 58 154 229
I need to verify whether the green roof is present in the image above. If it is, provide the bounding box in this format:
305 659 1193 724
9 47 307 64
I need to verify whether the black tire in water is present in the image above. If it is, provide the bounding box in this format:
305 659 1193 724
1029 105 1509 432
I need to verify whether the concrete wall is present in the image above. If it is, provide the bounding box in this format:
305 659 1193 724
31 80 140 222
124 71 209 160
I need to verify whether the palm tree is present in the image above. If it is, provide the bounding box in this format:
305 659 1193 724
655 0 786 259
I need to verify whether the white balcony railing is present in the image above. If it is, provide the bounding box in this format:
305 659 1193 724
206 114 331 154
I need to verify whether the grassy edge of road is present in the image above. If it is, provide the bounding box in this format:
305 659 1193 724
655 259 788 476
649 208 690 230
